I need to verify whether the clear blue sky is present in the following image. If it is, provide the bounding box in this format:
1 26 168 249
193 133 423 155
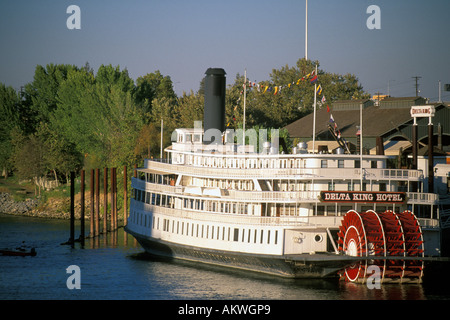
1 0 449 102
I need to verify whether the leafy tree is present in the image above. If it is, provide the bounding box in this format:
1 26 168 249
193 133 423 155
135 70 177 117
22 64 78 131
53 65 144 169
35 122 83 184
0 84 20 177
172 91 204 128
226 58 369 129
11 132 46 183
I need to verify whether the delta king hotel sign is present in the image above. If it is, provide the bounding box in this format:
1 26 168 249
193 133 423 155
319 191 407 204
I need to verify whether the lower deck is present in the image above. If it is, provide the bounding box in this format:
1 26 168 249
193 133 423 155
127 199 441 257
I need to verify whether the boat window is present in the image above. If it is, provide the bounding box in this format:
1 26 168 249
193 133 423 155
328 182 335 191
321 160 328 168
338 160 344 168
317 206 325 216
233 228 239 242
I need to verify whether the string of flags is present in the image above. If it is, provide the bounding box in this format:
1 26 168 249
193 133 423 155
227 68 331 128
243 69 318 95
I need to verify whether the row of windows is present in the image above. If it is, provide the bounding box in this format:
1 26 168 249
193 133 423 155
130 211 279 245
177 152 381 170
327 181 386 191
321 159 378 169
133 189 252 215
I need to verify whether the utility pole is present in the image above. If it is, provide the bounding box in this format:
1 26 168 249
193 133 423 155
412 76 421 97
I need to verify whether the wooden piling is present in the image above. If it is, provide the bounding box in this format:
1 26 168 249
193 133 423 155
110 167 115 231
90 169 94 237
95 168 100 236
123 165 127 226
103 167 108 233
80 170 85 245
69 171 75 245
113 167 118 230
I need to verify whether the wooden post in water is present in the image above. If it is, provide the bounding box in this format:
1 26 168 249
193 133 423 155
103 167 108 233
95 168 100 236
90 169 94 238
113 167 118 230
80 170 85 245
123 165 127 226
69 171 75 245
110 167 115 231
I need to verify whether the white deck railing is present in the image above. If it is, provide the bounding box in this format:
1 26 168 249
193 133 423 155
144 159 423 181
131 178 439 205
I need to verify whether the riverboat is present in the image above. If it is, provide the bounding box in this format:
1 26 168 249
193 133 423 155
125 68 443 283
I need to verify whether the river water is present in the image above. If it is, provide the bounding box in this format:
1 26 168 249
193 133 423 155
1 213 449 302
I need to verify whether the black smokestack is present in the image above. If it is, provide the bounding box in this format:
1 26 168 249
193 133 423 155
204 68 226 138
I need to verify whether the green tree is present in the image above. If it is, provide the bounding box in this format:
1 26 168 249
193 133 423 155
229 58 369 129
22 64 78 131
11 132 46 183
35 122 83 184
54 65 144 169
135 70 177 117
0 84 20 177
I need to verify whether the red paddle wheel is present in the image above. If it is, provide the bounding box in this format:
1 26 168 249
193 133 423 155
338 210 424 284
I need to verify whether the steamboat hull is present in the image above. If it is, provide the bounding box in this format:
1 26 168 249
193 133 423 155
125 225 351 279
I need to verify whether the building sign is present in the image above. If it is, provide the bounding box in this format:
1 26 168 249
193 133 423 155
410 105 435 118
319 191 406 204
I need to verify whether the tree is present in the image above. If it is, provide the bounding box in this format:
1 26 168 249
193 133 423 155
22 64 78 131
135 70 177 117
11 132 46 192
35 122 83 184
227 58 369 129
53 65 144 169
0 84 20 177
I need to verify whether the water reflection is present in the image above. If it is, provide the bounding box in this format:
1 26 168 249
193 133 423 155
1 214 448 300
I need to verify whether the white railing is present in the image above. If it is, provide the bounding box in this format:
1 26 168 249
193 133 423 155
144 160 423 181
132 178 439 205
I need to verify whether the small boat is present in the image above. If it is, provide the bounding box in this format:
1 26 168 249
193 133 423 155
0 248 36 257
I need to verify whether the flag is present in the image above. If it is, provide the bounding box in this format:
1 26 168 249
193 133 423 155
329 114 335 123
310 74 318 84
321 95 326 104
274 86 278 95
326 104 330 112
316 85 322 96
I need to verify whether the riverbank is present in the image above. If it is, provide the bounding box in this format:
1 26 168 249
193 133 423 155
0 192 119 220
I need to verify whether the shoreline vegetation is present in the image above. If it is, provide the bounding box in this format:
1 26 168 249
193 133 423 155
0 176 125 223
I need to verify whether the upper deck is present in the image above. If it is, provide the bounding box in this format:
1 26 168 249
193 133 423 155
163 127 424 182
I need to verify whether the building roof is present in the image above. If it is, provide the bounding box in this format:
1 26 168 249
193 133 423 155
369 140 412 156
284 103 414 139
284 97 447 140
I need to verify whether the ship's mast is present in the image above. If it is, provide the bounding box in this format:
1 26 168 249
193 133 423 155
312 64 317 153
